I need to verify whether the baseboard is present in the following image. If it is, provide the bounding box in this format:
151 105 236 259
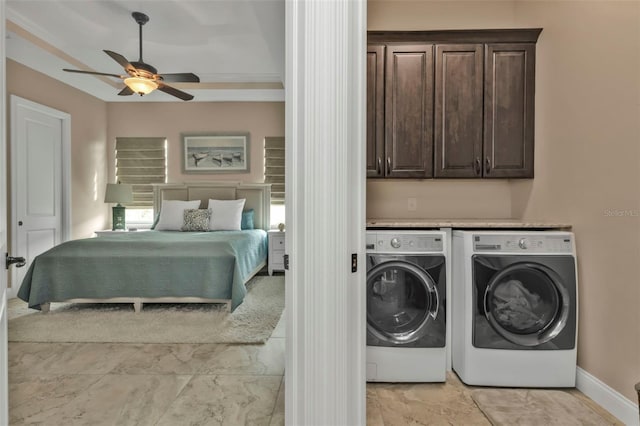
576 367 639 425
6 287 18 300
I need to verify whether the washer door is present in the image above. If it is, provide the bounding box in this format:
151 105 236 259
367 260 439 344
483 262 570 347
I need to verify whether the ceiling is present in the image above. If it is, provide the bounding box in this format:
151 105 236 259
5 0 285 102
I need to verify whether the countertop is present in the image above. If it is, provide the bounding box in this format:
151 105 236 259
366 218 572 230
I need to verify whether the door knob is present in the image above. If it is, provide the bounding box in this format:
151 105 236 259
5 253 26 270
18 221 23 226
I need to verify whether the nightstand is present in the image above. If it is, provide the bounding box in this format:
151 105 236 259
268 230 286 275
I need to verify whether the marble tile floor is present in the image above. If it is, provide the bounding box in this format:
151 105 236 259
7 307 620 425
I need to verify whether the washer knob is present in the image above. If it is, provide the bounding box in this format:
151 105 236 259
390 238 401 249
518 238 529 249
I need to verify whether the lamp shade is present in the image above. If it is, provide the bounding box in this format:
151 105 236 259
104 183 133 204
124 77 158 95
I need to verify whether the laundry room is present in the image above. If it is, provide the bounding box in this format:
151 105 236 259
365 1 639 425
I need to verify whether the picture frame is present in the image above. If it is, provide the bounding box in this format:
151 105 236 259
182 132 250 173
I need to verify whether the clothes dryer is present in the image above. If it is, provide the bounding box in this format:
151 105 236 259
366 231 448 382
452 231 578 387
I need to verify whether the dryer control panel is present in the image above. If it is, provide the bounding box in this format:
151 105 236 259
366 232 444 253
473 234 573 253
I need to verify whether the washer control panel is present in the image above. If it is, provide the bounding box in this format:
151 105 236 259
366 232 444 253
473 234 573 253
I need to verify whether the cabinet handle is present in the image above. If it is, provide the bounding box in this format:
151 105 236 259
474 158 481 175
377 157 382 175
485 157 492 174
387 157 391 174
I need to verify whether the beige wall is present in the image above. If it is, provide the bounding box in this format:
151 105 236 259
6 59 109 241
367 0 517 220
367 179 512 218
512 1 640 403
106 102 285 186
370 0 640 404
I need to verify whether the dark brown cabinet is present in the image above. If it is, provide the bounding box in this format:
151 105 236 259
434 44 484 177
367 29 542 180
385 44 434 178
483 43 536 178
368 44 434 178
367 45 385 177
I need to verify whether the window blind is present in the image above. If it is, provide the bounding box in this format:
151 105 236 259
115 137 166 208
264 137 285 205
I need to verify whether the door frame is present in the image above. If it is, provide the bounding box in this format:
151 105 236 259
9 95 71 298
285 0 366 423
1 0 9 421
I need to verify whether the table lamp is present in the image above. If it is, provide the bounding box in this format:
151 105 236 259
105 183 133 230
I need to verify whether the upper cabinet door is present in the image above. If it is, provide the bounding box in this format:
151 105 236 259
434 44 484 178
367 45 385 178
484 43 536 178
385 44 434 178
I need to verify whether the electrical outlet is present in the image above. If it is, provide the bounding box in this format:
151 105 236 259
408 197 417 211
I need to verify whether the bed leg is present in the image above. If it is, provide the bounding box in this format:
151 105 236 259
41 303 50 313
226 301 232 313
133 300 142 313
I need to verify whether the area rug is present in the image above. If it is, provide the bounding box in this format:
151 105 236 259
471 388 610 426
8 275 284 344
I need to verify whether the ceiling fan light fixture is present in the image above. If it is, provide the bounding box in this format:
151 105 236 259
124 77 158 95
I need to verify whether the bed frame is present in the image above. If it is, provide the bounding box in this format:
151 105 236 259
40 181 271 313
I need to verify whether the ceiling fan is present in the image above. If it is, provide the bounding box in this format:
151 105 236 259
63 11 200 101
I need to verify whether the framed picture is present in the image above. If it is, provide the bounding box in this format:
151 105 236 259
182 132 250 173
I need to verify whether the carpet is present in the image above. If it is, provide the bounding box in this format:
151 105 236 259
471 388 611 426
8 275 284 344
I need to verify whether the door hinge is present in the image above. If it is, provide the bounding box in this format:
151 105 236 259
351 253 357 273
283 254 289 270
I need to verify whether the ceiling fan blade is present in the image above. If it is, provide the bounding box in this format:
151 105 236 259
157 83 194 101
63 69 124 78
160 73 200 83
118 86 134 96
103 50 136 74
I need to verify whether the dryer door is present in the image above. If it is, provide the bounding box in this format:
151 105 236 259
366 259 439 345
482 262 570 347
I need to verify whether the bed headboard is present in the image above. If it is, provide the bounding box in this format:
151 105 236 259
153 182 271 231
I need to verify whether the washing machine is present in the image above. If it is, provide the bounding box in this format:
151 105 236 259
452 230 578 387
366 230 448 382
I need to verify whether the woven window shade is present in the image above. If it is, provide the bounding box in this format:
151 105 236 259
115 137 166 208
264 137 285 205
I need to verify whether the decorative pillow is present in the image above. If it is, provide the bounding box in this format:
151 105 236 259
155 200 201 231
208 198 246 231
241 209 255 230
182 209 211 232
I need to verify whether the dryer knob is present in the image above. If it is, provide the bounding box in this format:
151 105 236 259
518 238 529 249
390 238 401 249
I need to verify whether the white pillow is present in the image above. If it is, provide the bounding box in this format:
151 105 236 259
155 200 201 231
208 198 246 231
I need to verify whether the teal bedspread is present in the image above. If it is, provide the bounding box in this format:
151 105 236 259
18 230 267 312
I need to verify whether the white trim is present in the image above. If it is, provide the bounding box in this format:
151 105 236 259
441 227 453 371
0 293 8 426
576 367 639 426
9 95 72 291
285 0 366 424
0 5 8 422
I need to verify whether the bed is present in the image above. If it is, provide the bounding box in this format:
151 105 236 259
17 182 271 313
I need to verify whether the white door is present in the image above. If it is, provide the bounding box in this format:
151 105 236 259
10 96 70 294
1 1 10 421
